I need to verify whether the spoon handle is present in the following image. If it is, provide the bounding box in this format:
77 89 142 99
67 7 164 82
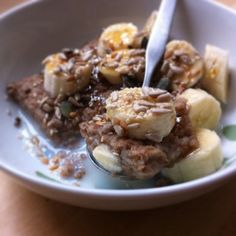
143 0 177 87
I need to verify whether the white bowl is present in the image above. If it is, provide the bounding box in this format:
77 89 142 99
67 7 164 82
0 0 236 210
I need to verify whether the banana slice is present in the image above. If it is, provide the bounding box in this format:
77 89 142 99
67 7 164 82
43 52 92 97
106 87 176 142
43 54 76 98
162 40 204 91
133 11 158 48
92 144 122 173
181 88 222 129
143 11 158 38
202 44 229 103
162 128 223 183
99 49 145 84
97 23 138 56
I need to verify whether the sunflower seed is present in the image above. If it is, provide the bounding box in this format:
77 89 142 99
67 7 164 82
169 63 184 74
133 103 147 113
127 123 140 129
39 97 48 108
161 61 170 74
142 87 166 97
151 108 172 114
145 133 162 142
113 125 125 137
47 118 63 128
68 97 83 107
136 100 156 107
41 103 54 113
81 50 93 61
156 93 172 102
111 92 118 102
55 107 62 120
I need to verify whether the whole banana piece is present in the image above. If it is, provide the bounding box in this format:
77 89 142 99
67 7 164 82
162 40 204 91
97 23 138 56
92 144 122 173
43 52 92 97
106 87 176 142
202 44 229 103
133 11 158 48
162 128 223 182
99 49 145 85
180 88 222 130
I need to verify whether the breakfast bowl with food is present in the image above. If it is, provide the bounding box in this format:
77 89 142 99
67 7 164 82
0 0 236 210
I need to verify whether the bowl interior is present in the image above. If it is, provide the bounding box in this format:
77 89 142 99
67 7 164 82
0 0 236 193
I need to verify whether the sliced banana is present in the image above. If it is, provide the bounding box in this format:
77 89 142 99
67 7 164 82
143 11 158 38
43 53 77 97
181 88 222 129
97 23 138 56
133 11 158 48
43 52 92 97
162 128 223 183
106 87 176 142
162 40 204 91
92 144 122 173
99 49 145 85
202 44 229 103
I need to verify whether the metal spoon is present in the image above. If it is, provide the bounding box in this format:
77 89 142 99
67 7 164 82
143 0 177 87
89 0 177 179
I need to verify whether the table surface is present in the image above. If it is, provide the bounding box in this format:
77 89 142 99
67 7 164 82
1 0 236 235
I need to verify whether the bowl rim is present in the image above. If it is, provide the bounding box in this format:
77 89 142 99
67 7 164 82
0 0 236 198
